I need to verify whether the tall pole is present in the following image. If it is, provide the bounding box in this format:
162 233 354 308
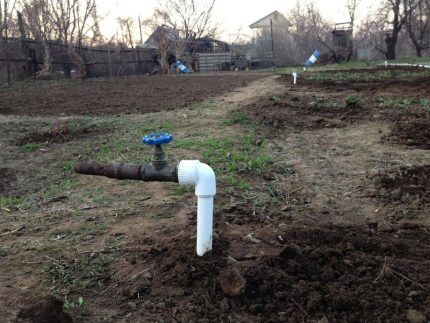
270 18 275 72
138 16 144 45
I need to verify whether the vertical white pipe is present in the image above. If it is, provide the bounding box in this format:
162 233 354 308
293 72 297 85
178 160 216 256
197 197 213 256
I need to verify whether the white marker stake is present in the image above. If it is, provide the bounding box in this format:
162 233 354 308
292 72 297 85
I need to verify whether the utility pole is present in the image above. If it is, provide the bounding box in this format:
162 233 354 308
270 18 275 72
138 16 144 45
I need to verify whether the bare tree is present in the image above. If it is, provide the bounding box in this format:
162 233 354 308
0 0 17 85
404 0 430 56
383 0 407 60
346 0 361 61
0 0 17 37
48 0 98 77
117 17 135 48
150 0 218 55
22 0 55 77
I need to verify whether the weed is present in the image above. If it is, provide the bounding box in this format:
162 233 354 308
227 176 252 192
42 179 74 201
61 161 75 172
169 184 193 196
0 196 22 209
63 296 85 312
222 110 252 126
43 260 77 290
420 98 430 112
0 246 9 257
380 99 397 108
345 95 360 107
173 138 201 149
399 98 413 109
43 253 115 294
18 142 45 153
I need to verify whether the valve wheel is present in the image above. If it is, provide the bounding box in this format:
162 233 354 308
142 132 173 145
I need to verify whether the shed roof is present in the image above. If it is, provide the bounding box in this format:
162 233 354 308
249 11 290 29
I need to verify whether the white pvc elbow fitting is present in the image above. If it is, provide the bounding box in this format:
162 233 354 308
292 72 297 85
178 160 216 256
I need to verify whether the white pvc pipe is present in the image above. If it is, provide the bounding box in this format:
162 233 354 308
178 160 216 256
197 197 213 255
292 72 297 85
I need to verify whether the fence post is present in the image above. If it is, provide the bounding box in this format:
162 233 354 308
5 27 11 87
107 44 113 79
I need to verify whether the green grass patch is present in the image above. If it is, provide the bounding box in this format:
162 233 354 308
222 110 252 126
43 252 114 294
0 196 22 209
345 95 360 107
42 179 74 201
18 142 45 153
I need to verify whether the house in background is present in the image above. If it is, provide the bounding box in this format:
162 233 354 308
249 10 291 30
248 11 293 67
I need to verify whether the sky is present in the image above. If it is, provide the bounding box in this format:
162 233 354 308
97 0 379 43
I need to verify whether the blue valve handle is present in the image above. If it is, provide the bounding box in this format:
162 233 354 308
142 132 173 145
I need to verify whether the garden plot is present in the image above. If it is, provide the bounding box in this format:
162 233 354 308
0 71 429 322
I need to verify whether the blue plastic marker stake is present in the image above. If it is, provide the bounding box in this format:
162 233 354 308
175 61 190 74
305 50 321 66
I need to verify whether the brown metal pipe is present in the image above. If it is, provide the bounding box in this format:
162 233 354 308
75 162 141 180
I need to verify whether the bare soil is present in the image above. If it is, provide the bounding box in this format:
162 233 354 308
0 71 429 322
0 74 265 116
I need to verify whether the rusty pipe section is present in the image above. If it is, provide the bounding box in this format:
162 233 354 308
75 161 178 182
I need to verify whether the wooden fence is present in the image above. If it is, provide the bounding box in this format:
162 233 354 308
0 38 159 84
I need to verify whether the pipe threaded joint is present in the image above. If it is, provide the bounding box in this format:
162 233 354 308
178 160 199 186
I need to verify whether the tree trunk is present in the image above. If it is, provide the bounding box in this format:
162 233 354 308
37 42 52 78
68 46 87 79
416 47 422 57
385 35 397 60
17 11 31 78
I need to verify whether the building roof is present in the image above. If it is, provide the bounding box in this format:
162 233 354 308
249 11 290 29
139 25 179 49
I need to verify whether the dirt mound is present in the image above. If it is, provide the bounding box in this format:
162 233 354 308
89 225 430 322
17 295 73 323
15 126 107 146
246 94 370 131
241 224 430 322
0 168 16 195
0 287 72 323
377 165 430 204
387 116 430 150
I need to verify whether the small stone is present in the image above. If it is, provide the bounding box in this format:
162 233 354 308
408 291 419 298
246 233 261 244
317 316 329 323
156 302 166 309
220 298 229 311
379 223 395 233
278 223 288 228
309 248 323 260
222 203 237 213
406 309 426 323
128 302 137 310
219 268 246 297
280 244 302 259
